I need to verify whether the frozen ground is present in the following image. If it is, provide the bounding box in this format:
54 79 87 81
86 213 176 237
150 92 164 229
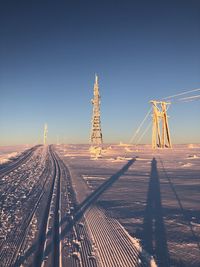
0 143 199 267
56 143 200 267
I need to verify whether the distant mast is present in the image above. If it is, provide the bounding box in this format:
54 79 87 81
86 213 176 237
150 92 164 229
90 74 103 146
43 123 48 145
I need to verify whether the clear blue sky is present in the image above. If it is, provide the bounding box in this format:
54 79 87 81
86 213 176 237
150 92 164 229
0 0 200 145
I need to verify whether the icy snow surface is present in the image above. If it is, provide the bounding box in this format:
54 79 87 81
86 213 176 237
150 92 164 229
56 143 200 267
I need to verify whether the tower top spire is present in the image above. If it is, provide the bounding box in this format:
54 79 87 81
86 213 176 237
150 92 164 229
95 73 98 84
94 74 99 96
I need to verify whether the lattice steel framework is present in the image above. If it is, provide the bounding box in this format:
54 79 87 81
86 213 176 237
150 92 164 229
90 75 103 146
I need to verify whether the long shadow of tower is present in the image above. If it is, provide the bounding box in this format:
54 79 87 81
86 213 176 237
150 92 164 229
142 158 170 267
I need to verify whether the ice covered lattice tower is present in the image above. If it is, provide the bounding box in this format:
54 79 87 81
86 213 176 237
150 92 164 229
90 74 103 147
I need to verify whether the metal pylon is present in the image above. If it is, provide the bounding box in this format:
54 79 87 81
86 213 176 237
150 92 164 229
150 101 172 149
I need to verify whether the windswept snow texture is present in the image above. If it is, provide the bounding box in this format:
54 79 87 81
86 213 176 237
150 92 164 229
56 144 200 267
0 145 31 165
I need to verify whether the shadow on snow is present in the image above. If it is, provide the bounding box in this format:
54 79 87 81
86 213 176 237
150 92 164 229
142 158 170 267
17 158 135 266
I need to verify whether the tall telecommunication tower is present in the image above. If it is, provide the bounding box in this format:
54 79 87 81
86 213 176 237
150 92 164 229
151 101 172 149
90 74 103 146
43 123 48 145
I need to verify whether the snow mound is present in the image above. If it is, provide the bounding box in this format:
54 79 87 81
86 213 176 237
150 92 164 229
187 154 199 159
0 152 18 164
181 163 194 168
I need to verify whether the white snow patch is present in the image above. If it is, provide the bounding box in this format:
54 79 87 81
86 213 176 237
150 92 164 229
136 157 150 161
82 175 106 180
187 154 199 159
181 163 194 168
106 156 132 162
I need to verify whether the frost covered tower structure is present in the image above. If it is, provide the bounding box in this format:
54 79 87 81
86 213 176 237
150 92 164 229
151 101 172 149
43 123 48 145
90 74 103 146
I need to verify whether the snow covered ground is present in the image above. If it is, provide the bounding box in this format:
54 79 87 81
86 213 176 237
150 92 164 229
0 143 199 266
56 143 200 267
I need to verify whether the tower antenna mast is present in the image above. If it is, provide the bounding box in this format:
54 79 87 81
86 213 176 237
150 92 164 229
43 123 48 145
90 74 103 146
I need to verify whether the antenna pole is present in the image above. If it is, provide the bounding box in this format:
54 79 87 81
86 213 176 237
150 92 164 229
43 123 48 145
